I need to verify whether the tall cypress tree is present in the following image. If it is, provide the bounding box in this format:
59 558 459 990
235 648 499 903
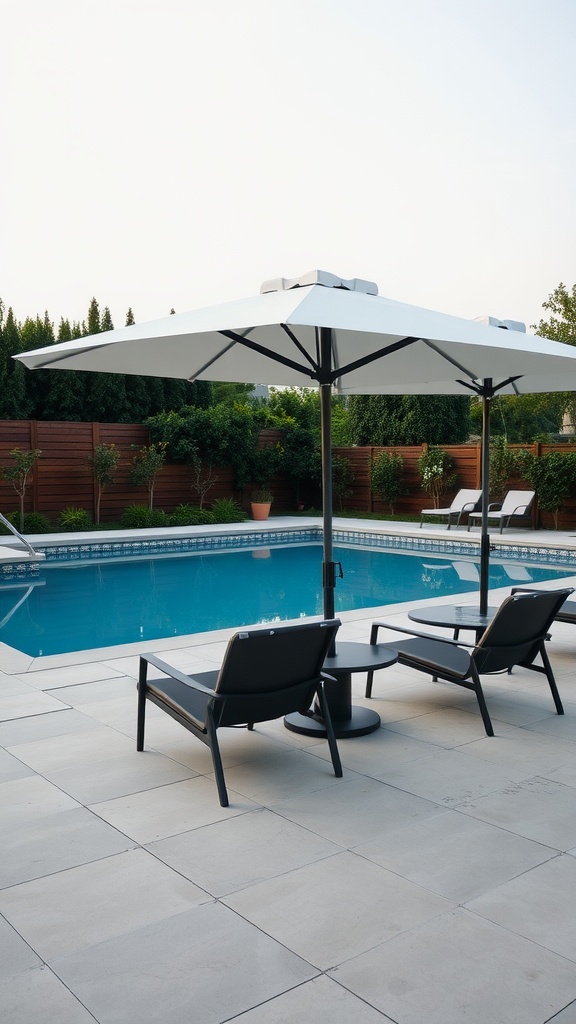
20 312 56 418
123 306 151 419
86 296 101 334
41 319 87 420
83 301 129 422
0 297 212 422
0 305 30 419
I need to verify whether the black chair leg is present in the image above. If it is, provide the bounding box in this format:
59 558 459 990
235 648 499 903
365 670 374 698
316 683 342 778
203 712 226 806
470 668 494 737
206 713 229 807
540 644 564 715
367 623 382 697
136 665 147 751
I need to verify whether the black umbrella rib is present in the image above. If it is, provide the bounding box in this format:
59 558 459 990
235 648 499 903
186 335 241 380
217 329 318 379
280 323 320 372
423 347 524 395
457 375 523 397
331 335 420 382
420 339 483 381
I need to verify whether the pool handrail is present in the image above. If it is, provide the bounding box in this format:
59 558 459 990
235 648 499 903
0 511 43 559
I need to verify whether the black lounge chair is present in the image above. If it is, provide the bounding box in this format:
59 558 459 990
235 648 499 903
366 589 573 736
420 488 482 530
137 618 342 806
510 587 576 625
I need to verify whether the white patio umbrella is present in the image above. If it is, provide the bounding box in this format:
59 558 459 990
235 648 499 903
16 270 576 622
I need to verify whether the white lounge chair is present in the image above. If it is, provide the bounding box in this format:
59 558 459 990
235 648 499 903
467 490 535 534
420 489 482 530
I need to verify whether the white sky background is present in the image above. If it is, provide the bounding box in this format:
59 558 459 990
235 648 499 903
1 0 575 333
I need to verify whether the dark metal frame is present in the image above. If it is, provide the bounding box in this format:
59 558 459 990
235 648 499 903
137 619 342 806
215 321 525 624
365 589 573 736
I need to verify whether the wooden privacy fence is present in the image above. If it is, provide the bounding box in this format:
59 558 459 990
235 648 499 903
0 421 295 522
1 420 575 529
336 443 576 530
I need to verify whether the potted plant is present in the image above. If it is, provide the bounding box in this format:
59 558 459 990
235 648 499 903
249 444 280 520
250 486 273 521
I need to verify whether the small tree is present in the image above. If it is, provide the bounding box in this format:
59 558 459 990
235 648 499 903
527 451 576 529
129 442 167 510
489 435 532 500
371 451 407 515
2 448 42 531
418 446 457 508
279 423 320 508
332 454 354 512
87 443 120 525
191 458 219 509
250 443 281 502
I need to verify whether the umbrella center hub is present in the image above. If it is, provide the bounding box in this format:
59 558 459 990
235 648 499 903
260 270 378 295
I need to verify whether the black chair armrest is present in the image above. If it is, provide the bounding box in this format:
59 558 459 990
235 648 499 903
487 502 502 512
140 654 220 697
370 620 476 649
321 671 338 684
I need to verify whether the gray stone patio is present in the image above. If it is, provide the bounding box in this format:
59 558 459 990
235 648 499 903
2 519 576 1023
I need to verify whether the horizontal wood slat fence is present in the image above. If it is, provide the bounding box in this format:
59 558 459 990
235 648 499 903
1 421 575 530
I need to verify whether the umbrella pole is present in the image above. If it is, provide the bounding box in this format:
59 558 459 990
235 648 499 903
320 381 335 623
479 381 492 616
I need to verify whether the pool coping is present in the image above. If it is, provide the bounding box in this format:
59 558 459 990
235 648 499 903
4 515 576 568
3 516 576 674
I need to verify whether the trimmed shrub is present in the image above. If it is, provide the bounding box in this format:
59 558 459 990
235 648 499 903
169 504 215 526
0 511 52 534
20 511 53 533
58 507 93 532
210 498 245 524
120 504 170 529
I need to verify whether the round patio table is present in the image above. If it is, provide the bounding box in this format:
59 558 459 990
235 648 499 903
284 641 398 739
408 603 497 641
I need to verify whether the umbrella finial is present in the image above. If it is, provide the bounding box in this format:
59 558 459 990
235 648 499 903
475 315 526 333
260 271 378 295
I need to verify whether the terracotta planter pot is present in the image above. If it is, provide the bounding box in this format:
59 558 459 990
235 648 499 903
251 501 271 521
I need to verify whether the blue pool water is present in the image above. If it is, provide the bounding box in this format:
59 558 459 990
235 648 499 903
3 542 574 656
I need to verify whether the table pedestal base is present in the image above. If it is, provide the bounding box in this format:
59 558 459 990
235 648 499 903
283 641 396 740
284 705 381 739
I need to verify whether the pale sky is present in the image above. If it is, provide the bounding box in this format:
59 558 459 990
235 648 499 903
2 0 575 333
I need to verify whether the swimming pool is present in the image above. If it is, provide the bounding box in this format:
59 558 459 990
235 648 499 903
3 534 575 656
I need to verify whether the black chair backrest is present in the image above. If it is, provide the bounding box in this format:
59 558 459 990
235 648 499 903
212 618 340 727
473 589 573 674
216 619 340 695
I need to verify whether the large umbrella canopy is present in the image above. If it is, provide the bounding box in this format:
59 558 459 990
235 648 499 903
18 270 574 393
17 270 576 619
